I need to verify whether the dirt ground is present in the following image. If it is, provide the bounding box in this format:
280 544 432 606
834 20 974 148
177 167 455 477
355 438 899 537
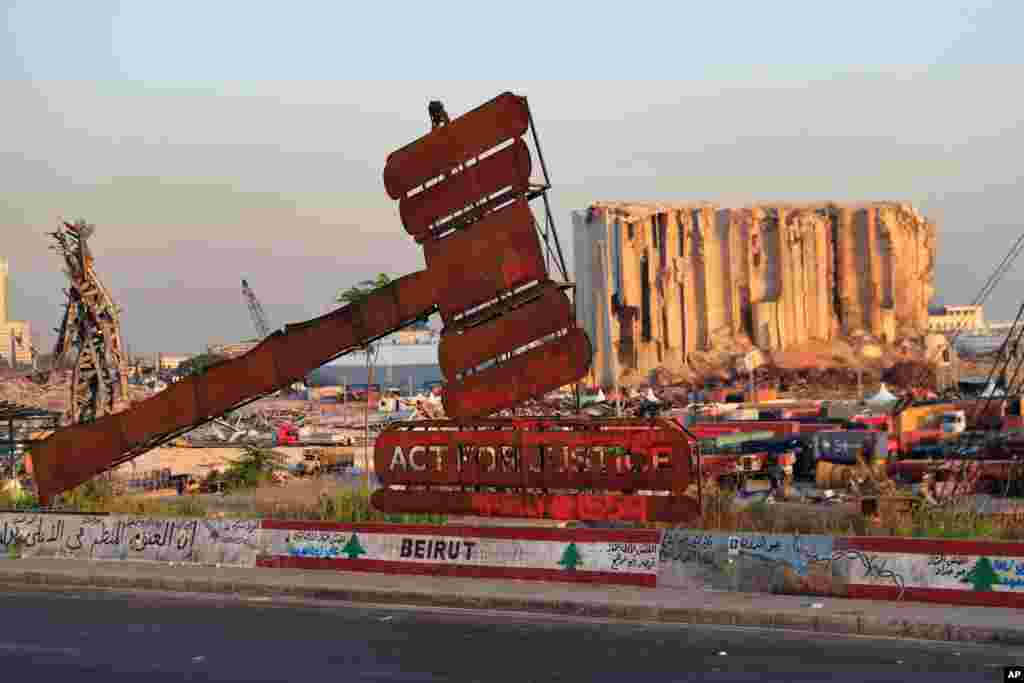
113 444 377 480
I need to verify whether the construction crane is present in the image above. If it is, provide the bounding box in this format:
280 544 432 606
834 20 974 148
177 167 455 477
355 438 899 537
241 278 271 339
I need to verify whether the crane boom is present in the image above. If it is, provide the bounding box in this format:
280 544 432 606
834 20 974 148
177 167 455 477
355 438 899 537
241 278 271 338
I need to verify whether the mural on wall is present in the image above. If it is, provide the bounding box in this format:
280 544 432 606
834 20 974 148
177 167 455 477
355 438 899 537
658 529 908 597
659 529 1024 602
267 527 660 579
0 514 262 566
660 530 835 593
842 551 1024 594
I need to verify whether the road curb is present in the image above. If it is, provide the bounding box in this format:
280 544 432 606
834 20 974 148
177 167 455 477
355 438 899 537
1 568 1022 645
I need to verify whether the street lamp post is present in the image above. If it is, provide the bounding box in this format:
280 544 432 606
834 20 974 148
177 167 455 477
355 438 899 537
364 343 378 498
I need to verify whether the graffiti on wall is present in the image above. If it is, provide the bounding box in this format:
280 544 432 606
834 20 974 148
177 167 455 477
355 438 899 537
0 514 261 566
284 530 353 560
265 527 661 578
659 530 839 593
607 541 659 572
660 531 835 573
658 529 907 597
844 551 1024 594
990 558 1024 590
658 530 1024 601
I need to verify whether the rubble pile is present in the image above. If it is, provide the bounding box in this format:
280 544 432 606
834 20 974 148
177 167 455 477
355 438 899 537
0 370 151 420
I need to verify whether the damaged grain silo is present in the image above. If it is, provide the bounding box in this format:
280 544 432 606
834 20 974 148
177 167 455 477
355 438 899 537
572 202 937 387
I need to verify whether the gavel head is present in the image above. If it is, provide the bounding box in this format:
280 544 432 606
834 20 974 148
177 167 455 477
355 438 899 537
383 92 592 418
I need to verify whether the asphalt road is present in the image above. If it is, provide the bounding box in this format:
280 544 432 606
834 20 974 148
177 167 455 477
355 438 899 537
0 589 1019 682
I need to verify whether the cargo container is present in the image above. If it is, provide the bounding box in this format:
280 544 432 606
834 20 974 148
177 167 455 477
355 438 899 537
893 402 957 434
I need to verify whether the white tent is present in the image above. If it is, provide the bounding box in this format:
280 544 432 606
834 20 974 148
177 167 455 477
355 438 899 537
866 383 898 405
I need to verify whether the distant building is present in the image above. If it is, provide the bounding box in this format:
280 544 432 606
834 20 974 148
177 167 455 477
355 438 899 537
573 202 936 388
0 258 35 366
157 353 192 370
927 305 985 333
392 328 437 345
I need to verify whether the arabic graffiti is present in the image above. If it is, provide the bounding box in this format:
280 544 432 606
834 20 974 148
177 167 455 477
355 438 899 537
659 530 834 577
659 529 1019 599
658 530 834 593
928 553 970 580
203 519 261 547
606 542 659 572
0 514 260 566
924 554 1024 590
837 550 1024 594
285 530 350 559
1 516 79 553
659 532 715 563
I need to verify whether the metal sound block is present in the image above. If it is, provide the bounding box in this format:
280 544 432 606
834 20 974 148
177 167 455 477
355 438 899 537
441 327 592 417
399 137 531 238
438 284 573 380
383 92 529 199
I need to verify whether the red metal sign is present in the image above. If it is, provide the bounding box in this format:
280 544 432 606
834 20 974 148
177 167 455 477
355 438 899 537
374 417 695 493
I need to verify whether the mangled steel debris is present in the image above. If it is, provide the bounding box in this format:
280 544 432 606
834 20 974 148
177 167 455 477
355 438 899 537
49 220 130 425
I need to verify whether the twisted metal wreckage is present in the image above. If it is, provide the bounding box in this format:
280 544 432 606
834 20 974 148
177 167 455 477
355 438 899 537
49 220 129 425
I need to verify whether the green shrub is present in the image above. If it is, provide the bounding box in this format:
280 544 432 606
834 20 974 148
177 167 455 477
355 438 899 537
222 447 287 490
0 489 39 511
55 477 115 513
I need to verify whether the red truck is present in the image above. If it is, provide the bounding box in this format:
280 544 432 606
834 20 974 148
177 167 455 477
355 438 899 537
275 423 299 446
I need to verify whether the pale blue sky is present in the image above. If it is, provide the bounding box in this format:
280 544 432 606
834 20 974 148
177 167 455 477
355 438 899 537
3 1 1024 353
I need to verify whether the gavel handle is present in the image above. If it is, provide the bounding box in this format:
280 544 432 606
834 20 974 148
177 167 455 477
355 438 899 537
31 269 439 504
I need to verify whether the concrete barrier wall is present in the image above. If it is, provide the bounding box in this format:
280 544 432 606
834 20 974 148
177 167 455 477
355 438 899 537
2 513 1021 606
0 513 262 567
258 521 661 586
834 537 1024 608
658 529 1024 608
